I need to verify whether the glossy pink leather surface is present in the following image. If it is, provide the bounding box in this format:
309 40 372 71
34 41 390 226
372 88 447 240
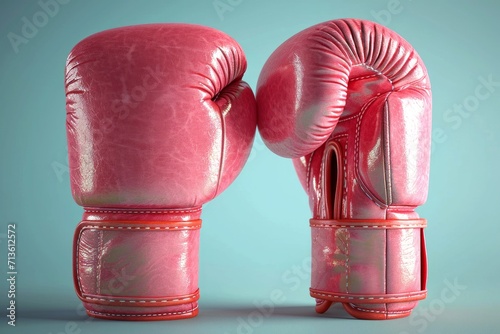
65 24 256 320
66 23 256 208
257 19 431 319
74 210 201 320
310 220 427 318
77 226 199 298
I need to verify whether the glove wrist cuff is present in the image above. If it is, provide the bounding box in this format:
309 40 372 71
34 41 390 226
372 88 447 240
73 217 201 320
310 218 427 320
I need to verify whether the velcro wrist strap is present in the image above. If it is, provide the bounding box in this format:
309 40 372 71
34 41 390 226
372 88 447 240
73 220 201 310
310 218 427 305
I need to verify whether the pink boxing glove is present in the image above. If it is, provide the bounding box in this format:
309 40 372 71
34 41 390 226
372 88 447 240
65 24 256 320
257 19 431 320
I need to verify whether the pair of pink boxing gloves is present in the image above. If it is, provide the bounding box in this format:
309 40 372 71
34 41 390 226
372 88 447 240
65 18 431 321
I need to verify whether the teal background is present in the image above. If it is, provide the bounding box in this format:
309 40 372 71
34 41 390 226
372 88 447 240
1 0 499 333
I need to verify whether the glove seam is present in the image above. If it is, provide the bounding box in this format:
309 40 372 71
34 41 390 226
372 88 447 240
383 98 393 205
87 305 198 318
348 303 411 315
80 225 201 230
311 224 425 229
82 289 199 304
84 209 201 214
311 289 426 301
349 73 379 82
306 151 314 194
354 93 392 208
